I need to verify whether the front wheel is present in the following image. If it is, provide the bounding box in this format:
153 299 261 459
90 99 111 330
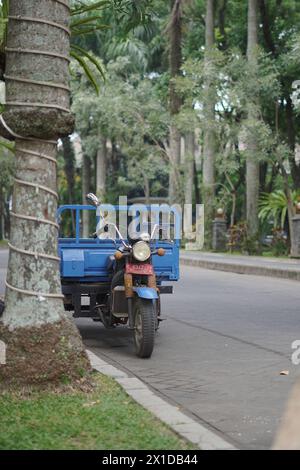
133 298 156 358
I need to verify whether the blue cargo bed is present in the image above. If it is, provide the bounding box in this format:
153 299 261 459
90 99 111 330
57 205 180 283
58 238 179 282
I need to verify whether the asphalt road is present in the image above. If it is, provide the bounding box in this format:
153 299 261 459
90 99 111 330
1 249 300 449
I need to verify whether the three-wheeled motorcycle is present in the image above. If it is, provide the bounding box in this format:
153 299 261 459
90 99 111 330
58 195 180 358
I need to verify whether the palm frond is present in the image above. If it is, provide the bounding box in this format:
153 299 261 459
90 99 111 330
0 139 14 153
71 44 106 80
0 0 9 50
71 1 110 16
71 15 106 28
258 190 298 228
71 25 109 35
70 50 100 94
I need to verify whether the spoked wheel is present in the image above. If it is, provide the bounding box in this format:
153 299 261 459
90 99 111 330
133 298 156 358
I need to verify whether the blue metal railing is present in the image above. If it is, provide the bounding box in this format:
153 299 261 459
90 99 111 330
57 204 181 246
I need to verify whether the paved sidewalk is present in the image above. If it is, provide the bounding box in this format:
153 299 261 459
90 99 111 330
181 251 300 281
87 350 236 450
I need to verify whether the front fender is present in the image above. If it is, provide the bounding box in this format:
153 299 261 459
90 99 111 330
134 287 158 300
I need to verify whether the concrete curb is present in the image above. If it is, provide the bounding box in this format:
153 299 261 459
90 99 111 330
180 255 300 281
87 350 237 450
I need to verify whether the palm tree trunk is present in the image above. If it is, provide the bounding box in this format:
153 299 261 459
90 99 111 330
169 0 183 204
143 175 150 206
62 135 76 232
246 0 259 237
203 0 216 248
62 136 76 205
82 154 91 239
0 0 90 385
184 132 195 239
96 137 107 201
247 0 258 53
205 0 215 46
169 127 181 204
184 132 195 206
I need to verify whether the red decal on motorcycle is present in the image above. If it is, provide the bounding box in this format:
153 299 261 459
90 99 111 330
126 263 154 275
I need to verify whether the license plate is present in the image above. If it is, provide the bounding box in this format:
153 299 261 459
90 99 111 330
126 263 154 275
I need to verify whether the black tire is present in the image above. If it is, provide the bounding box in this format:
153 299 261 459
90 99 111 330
133 298 156 358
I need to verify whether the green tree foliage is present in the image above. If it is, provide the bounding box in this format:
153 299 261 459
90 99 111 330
72 57 169 202
259 190 299 230
2 0 300 253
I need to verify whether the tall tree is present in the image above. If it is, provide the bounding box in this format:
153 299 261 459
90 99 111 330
184 132 195 206
168 0 183 204
62 136 76 206
246 0 259 237
203 0 216 247
62 135 76 232
0 0 90 385
184 131 195 240
96 137 107 201
82 153 91 238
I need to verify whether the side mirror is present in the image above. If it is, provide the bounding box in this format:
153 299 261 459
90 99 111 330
86 193 100 207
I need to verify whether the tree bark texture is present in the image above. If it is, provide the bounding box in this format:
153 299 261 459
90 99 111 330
0 1 90 386
62 135 76 232
169 126 182 204
1 0 74 139
203 0 216 248
82 154 91 239
168 0 183 204
62 136 76 204
1 139 90 384
96 137 107 201
246 0 259 237
184 132 195 206
205 0 215 47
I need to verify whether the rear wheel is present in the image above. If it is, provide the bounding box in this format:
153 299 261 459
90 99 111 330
133 298 156 358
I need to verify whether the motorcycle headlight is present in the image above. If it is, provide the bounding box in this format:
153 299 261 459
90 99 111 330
132 241 151 262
